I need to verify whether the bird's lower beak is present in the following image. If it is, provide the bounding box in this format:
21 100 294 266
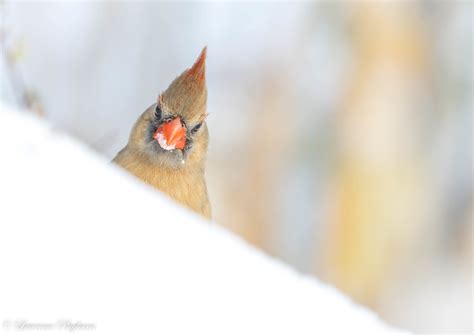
153 117 187 150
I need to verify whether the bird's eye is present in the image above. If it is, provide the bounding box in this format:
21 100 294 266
191 123 202 134
154 105 162 120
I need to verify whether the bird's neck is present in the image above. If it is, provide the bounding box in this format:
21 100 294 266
113 149 211 218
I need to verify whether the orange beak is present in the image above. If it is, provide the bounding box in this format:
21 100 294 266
153 117 187 150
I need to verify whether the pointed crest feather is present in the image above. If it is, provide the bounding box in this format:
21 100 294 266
187 46 206 83
159 47 208 123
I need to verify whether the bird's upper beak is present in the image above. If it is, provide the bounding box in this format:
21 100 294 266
153 117 187 150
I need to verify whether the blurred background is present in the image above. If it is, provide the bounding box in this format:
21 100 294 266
1 1 472 333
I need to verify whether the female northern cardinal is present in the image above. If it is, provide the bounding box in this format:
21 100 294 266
113 47 211 219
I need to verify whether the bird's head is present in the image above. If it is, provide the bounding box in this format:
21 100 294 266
127 47 209 169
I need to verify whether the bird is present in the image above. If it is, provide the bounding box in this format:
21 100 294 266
113 47 211 219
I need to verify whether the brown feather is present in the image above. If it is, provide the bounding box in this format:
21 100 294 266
113 48 211 219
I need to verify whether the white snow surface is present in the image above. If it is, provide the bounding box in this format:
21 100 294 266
0 104 409 335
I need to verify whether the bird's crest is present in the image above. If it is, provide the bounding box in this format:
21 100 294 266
159 47 208 124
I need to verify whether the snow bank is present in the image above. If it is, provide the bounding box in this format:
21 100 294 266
0 104 409 335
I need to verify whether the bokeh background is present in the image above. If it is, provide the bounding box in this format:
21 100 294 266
1 1 472 333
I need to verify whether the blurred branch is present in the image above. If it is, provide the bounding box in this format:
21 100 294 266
0 1 44 116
